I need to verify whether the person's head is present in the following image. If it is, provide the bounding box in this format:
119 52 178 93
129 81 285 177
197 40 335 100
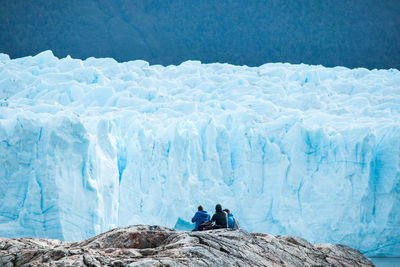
223 209 230 214
215 204 222 212
198 205 203 211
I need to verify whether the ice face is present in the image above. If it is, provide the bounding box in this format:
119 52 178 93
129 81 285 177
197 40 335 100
0 50 399 256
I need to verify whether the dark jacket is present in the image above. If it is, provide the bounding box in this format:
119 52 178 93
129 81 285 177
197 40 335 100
211 204 228 228
192 210 211 231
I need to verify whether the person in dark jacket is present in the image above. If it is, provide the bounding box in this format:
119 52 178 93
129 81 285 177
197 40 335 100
211 204 228 229
192 205 211 231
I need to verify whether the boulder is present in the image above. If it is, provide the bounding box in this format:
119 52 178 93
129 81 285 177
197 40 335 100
0 225 374 266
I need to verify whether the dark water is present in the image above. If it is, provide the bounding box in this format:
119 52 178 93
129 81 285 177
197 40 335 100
369 257 400 267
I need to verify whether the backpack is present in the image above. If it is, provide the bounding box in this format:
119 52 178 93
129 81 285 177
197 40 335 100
198 220 214 231
232 218 240 230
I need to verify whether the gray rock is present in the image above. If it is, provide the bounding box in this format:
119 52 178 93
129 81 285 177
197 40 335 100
0 225 374 266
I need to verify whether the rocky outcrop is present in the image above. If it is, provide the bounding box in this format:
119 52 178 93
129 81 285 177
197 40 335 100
0 225 373 266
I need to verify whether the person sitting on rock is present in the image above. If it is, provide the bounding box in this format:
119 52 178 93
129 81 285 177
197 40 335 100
192 205 211 231
223 208 239 229
211 204 228 229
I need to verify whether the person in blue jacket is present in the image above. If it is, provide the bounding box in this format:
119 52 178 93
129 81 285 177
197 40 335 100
223 208 239 229
192 205 211 231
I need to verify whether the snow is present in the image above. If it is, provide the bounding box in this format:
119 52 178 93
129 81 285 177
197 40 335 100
0 50 399 256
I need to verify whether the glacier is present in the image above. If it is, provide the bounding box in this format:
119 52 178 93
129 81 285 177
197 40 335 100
0 50 399 257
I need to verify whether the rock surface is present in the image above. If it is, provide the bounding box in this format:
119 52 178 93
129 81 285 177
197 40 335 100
0 225 373 266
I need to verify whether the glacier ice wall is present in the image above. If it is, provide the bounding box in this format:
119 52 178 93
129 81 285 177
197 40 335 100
0 51 399 256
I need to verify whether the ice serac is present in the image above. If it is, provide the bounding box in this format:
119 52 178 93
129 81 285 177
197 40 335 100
0 50 399 256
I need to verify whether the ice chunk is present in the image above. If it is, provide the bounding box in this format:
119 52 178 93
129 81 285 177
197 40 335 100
33 50 58 66
0 53 10 62
174 217 195 231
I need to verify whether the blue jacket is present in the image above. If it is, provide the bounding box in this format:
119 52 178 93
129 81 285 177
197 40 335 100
192 210 211 230
227 213 235 228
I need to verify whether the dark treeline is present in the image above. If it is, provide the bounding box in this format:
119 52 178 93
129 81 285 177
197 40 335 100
1 0 399 69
